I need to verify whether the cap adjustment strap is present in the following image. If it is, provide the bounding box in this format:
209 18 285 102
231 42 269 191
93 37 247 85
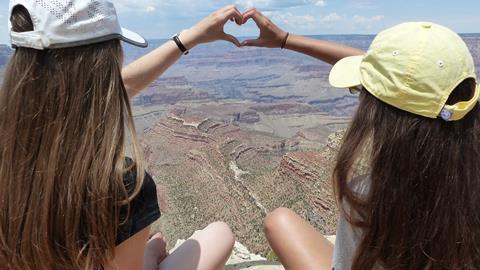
441 84 480 121
10 30 50 50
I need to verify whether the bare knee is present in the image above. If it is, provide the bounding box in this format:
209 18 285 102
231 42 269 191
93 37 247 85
160 222 235 270
264 207 298 236
205 221 235 249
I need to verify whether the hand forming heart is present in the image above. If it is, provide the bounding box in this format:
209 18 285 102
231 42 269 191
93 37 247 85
179 5 288 50
240 8 289 48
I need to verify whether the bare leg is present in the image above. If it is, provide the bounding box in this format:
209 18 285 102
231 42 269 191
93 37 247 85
158 221 235 270
144 233 168 270
264 208 334 270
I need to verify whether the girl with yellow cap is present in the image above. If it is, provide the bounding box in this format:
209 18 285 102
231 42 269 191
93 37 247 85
242 8 480 270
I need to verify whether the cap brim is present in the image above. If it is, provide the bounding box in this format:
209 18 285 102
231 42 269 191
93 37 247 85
329 55 363 89
120 27 148 48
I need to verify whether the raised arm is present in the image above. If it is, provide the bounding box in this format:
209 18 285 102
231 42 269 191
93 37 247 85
241 8 364 65
122 5 243 98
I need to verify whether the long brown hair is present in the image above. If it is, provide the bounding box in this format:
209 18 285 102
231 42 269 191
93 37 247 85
0 6 144 270
334 79 480 269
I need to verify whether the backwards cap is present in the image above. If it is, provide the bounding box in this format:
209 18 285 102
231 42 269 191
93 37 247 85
329 22 479 121
9 0 148 49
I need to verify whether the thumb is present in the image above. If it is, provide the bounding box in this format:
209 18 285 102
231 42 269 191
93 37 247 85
222 33 241 47
241 38 264 47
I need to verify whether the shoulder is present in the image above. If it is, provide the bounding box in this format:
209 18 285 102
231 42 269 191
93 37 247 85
123 161 157 196
116 158 161 245
333 175 370 269
339 174 370 214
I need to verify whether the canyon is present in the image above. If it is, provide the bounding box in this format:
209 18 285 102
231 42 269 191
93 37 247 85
0 34 479 256
128 34 480 255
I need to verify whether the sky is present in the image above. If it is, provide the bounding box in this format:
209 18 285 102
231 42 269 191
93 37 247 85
0 0 479 44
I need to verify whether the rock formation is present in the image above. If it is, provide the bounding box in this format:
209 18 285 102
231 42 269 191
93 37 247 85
142 109 343 254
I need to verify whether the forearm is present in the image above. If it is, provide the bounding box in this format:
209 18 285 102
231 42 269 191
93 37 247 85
241 8 364 65
122 41 180 98
122 5 243 98
284 34 364 65
122 30 197 98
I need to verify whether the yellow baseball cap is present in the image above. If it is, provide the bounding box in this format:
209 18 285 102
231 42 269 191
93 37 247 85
329 22 479 121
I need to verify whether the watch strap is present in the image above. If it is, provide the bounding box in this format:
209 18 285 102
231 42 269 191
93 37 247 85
172 34 189 55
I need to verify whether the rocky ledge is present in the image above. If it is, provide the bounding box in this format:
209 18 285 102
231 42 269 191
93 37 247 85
172 237 336 270
171 240 284 270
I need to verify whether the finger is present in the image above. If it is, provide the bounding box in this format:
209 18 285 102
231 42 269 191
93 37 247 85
222 33 241 47
223 7 243 25
242 9 264 26
232 6 243 25
242 7 258 18
241 38 264 47
243 7 257 14
242 9 255 24
219 4 236 13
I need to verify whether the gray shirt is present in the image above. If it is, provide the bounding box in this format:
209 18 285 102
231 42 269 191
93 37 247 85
332 176 378 270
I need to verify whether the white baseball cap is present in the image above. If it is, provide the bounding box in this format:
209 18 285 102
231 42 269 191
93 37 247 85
9 0 148 50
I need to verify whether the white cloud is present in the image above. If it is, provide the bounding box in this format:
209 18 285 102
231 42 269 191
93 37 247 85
263 11 315 29
352 15 385 30
234 0 327 9
235 0 272 8
261 9 385 34
284 13 316 26
353 15 384 23
114 0 163 13
263 10 343 33
348 0 376 10
321 12 342 23
145 6 156 12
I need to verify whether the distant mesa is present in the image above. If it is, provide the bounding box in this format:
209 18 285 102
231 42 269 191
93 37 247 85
132 88 211 106
233 110 261 124
0 45 13 68
291 64 330 74
249 103 317 115
167 112 209 130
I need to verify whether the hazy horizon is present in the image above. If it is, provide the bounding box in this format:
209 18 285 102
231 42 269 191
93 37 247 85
150 32 480 40
1 0 480 44
4 33 480 46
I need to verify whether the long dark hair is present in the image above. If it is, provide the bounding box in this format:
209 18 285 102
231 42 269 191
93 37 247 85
334 79 480 269
0 6 144 270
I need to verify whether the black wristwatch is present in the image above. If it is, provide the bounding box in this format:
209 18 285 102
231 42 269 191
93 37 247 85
172 33 189 55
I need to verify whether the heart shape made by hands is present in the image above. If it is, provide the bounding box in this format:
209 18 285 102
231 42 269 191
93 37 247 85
224 8 287 48
223 18 260 44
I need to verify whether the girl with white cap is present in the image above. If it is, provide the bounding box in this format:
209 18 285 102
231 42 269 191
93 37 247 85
241 8 480 270
0 1 244 269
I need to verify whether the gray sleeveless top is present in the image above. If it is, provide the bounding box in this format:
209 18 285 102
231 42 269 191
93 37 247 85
332 176 383 270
